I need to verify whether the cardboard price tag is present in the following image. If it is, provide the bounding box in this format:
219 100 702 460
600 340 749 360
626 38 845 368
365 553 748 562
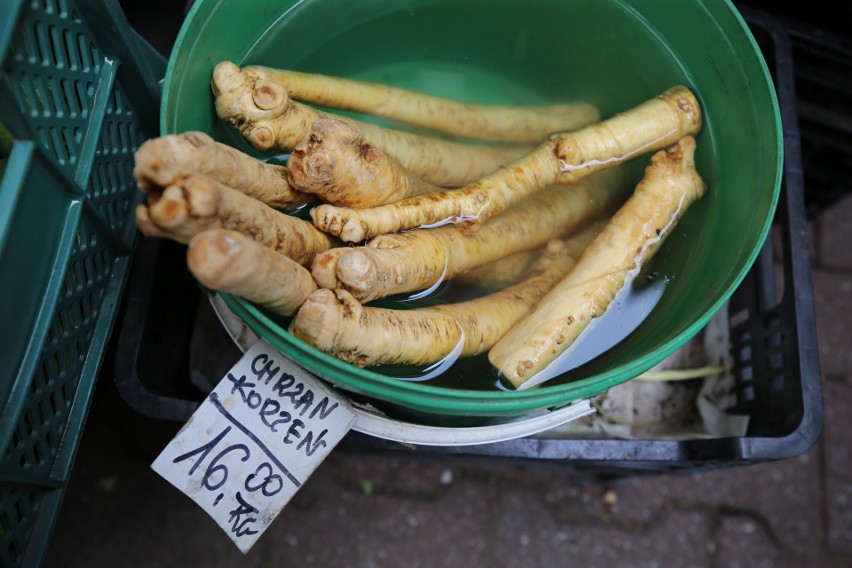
151 341 356 553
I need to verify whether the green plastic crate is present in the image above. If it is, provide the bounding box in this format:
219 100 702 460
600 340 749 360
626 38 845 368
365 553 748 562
0 0 164 565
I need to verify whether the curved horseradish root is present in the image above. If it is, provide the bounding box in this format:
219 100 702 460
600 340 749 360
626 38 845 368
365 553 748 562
290 236 590 367
243 64 600 143
135 174 335 266
188 230 317 316
211 61 526 186
310 86 702 242
488 136 707 388
311 170 625 303
133 131 308 209
288 119 443 208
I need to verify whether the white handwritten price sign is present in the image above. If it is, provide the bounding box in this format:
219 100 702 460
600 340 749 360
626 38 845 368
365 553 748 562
151 341 356 553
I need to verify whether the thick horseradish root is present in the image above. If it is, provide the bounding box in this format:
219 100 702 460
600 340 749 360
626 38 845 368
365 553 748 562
310 171 625 303
211 61 526 186
135 174 335 266
288 119 443 208
290 236 588 367
488 136 706 388
133 131 308 209
243 64 600 143
188 230 317 316
310 86 702 242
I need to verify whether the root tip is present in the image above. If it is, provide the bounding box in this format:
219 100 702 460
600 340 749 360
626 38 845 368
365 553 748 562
337 249 377 293
247 125 275 151
187 230 246 287
311 249 344 289
312 118 360 142
183 131 214 148
211 61 243 96
290 289 344 351
339 219 367 243
304 153 335 184
252 79 287 111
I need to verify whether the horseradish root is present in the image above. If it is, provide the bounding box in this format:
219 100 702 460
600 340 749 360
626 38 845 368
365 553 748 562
288 119 442 208
454 250 540 290
311 142 559 242
290 236 587 366
188 230 317 316
133 131 308 209
311 169 626 303
211 61 526 186
135 174 335 266
310 86 701 241
244 64 600 143
456 224 601 289
489 136 706 388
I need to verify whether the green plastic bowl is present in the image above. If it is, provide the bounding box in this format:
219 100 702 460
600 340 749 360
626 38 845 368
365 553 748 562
162 0 781 422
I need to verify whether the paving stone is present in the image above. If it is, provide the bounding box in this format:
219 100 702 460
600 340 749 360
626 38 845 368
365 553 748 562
330 455 577 499
46 441 496 568
811 270 852 376
688 455 822 555
325 453 399 495
776 552 852 568
453 463 618 524
604 476 670 525
610 449 823 555
824 380 852 554
265 468 494 568
825 477 852 556
712 516 779 568
538 480 610 524
388 459 463 496
43 428 258 568
818 193 852 271
494 488 712 568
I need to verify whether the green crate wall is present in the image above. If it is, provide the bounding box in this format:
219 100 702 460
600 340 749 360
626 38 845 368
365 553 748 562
0 0 164 565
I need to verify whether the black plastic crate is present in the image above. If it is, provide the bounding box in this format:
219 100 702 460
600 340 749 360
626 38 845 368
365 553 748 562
112 9 822 475
734 0 852 217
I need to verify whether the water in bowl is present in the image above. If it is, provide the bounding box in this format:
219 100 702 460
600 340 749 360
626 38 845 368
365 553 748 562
238 0 696 391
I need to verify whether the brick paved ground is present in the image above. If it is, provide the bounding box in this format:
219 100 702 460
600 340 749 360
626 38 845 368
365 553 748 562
42 195 852 567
